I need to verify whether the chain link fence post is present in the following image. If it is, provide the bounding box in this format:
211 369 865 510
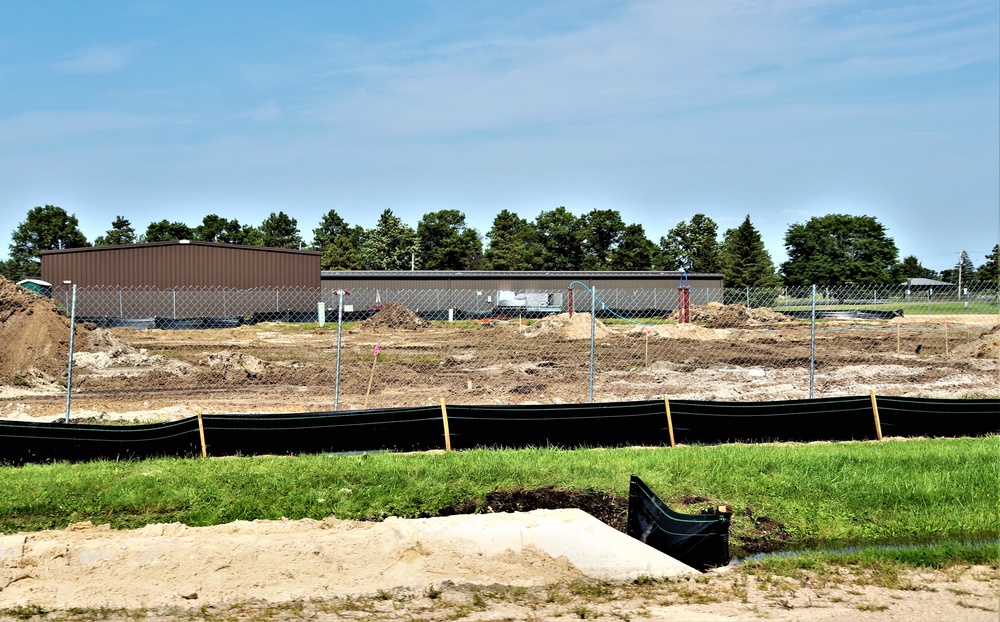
810 284 817 399
589 285 596 403
64 284 77 424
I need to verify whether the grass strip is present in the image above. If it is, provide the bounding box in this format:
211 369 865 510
1 437 997 563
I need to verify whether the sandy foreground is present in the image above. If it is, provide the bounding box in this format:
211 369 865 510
1 510 997 621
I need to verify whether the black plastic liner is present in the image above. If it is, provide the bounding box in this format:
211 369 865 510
786 309 904 320
199 407 444 456
876 397 1000 438
1 396 996 465
627 475 730 571
0 418 202 464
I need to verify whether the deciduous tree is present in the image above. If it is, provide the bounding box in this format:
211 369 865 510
580 209 625 270
8 205 90 278
535 206 584 270
609 224 657 270
781 214 898 286
657 214 721 272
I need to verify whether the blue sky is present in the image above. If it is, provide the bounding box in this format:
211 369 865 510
1 1 997 273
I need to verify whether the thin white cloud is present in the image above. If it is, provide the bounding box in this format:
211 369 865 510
52 44 136 74
238 103 282 123
0 110 180 142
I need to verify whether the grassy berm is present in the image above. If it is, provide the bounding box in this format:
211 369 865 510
1 437 997 567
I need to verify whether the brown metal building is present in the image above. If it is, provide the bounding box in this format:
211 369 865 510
42 241 321 289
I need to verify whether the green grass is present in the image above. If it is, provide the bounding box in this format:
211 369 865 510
1 438 997 565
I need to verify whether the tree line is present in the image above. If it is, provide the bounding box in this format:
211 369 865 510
3 204 998 289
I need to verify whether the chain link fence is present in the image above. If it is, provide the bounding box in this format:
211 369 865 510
5 281 999 418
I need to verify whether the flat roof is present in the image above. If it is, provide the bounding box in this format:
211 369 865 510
321 270 722 278
41 240 320 256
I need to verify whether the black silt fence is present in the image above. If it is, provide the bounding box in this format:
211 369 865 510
0 418 202 464
627 475 731 572
445 401 667 449
198 407 444 456
0 396 996 466
876 397 1000 438
667 397 879 444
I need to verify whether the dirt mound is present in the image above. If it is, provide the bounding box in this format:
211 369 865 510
0 276 86 384
629 323 731 340
360 302 428 331
954 324 1000 359
201 350 267 380
437 487 629 531
670 302 795 328
523 312 612 340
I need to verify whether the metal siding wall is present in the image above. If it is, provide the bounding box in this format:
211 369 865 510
41 243 320 289
318 272 724 312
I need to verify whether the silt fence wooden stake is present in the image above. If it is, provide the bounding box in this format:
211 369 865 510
869 390 883 441
440 397 452 452
197 408 207 457
664 395 675 447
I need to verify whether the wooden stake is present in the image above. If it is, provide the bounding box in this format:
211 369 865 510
664 395 675 447
363 344 381 410
197 408 207 458
440 397 452 451
944 321 950 359
869 390 883 441
895 319 900 355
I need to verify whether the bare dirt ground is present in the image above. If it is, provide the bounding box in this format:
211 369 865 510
2 280 998 422
1 517 997 622
2 279 999 619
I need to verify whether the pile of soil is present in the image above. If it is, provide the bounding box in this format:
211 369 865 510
360 302 428 331
630 323 730 340
670 302 795 328
954 324 1000 359
523 312 613 340
437 487 629 531
0 276 80 384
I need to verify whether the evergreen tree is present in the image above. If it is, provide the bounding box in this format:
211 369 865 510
535 206 585 270
609 224 657 270
8 205 90 278
359 209 419 270
895 255 937 280
977 244 999 285
141 220 195 243
657 213 721 272
483 210 543 270
940 251 976 285
259 211 303 249
195 215 245 244
313 210 363 270
416 210 483 270
94 216 137 246
719 215 779 287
